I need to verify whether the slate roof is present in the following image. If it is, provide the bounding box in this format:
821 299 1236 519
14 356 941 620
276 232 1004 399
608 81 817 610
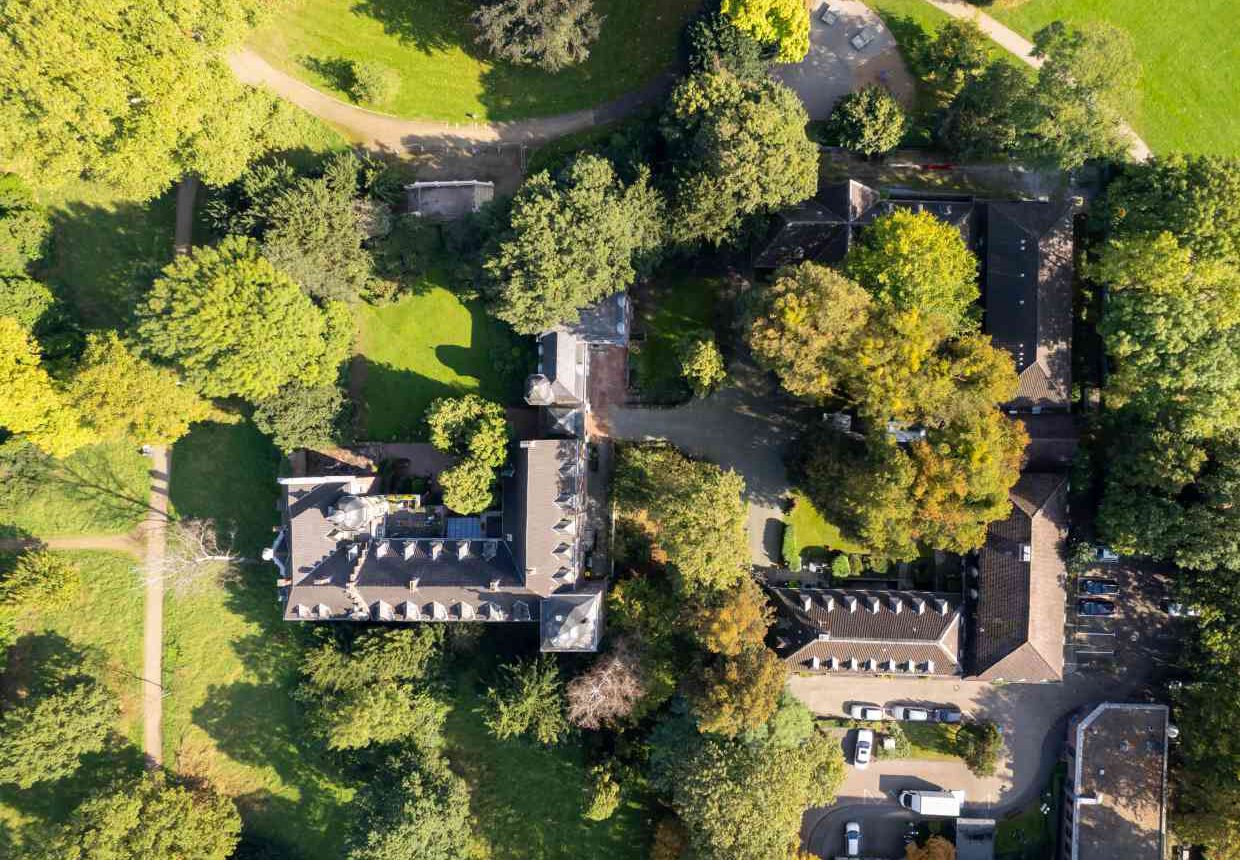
771 587 962 675
526 331 587 408
562 292 630 346
1019 413 1079 472
972 473 1069 681
503 439 585 598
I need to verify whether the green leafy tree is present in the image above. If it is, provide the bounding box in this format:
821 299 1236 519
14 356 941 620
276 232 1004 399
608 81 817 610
484 154 664 334
0 173 50 272
0 274 55 328
690 647 787 737
678 334 727 398
937 62 1034 158
583 764 622 821
1026 20 1140 169
720 0 810 63
438 458 497 515
0 0 288 198
40 771 241 860
0 678 117 788
484 655 569 745
425 395 510 468
0 317 94 458
686 11 771 81
68 333 215 445
136 236 343 401
922 19 990 94
348 754 482 860
253 382 347 452
955 720 1003 776
825 85 907 158
741 690 815 749
663 70 817 246
350 60 400 105
0 549 81 648
472 0 601 72
747 261 872 402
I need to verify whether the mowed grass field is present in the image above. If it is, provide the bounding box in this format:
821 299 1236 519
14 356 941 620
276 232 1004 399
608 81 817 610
249 0 701 121
989 0 1239 155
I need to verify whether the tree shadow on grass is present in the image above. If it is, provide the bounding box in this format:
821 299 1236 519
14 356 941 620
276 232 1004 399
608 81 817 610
349 0 472 54
361 361 476 442
301 56 359 96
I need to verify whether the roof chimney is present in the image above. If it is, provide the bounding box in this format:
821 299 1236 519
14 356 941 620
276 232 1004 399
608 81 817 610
408 576 420 591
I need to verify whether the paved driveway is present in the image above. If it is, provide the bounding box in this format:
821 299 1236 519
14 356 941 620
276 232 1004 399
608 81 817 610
773 0 916 119
604 360 813 567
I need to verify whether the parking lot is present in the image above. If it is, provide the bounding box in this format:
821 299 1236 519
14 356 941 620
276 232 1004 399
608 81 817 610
1064 558 1179 677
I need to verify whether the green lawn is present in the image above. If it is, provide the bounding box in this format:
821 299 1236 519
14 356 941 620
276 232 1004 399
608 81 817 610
996 762 1065 859
445 671 650 859
989 0 1239 155
902 723 964 761
0 552 147 845
631 275 725 404
788 491 868 558
249 0 701 121
0 440 150 539
355 282 529 441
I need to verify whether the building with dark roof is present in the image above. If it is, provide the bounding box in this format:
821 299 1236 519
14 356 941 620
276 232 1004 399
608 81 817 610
1061 703 1169 860
770 587 963 676
271 439 602 652
970 473 1069 682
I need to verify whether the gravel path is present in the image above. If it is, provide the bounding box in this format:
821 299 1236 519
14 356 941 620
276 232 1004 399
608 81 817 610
920 0 1152 161
141 445 170 768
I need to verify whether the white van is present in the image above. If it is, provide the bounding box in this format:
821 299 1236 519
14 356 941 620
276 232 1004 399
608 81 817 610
899 789 965 817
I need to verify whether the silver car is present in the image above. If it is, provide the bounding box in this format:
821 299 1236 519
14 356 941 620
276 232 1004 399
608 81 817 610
845 820 862 856
849 704 886 721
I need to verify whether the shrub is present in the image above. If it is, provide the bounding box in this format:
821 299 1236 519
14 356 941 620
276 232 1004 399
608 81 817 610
351 60 400 105
678 334 727 398
583 764 621 821
830 553 851 579
782 521 802 571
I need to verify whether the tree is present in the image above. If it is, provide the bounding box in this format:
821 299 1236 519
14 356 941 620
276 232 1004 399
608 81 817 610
747 261 872 402
350 60 399 105
922 19 990 94
0 678 117 788
425 395 510 467
657 728 845 860
720 0 810 63
1025 21 1139 169
690 647 787 737
40 771 241 860
686 12 771 81
484 154 663 334
663 70 817 246
438 458 497 515
484 655 569 745
348 755 481 860
472 0 601 72
145 518 241 595
254 382 347 452
692 577 771 656
136 236 343 401
0 548 81 618
678 334 727 398
0 0 289 198
566 638 646 730
0 274 55 328
0 173 50 272
742 690 815 749
825 85 908 158
937 63 1034 158
955 720 1003 776
845 208 978 331
67 332 215 445
614 445 750 592
907 835 956 860
0 317 94 458
583 764 622 821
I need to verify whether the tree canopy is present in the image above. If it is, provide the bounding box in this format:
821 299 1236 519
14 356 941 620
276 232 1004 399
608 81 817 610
686 11 771 81
720 0 810 63
0 677 117 789
438 458 498 516
922 19 990 95
253 381 347 453
484 154 663 334
136 236 349 401
472 0 601 72
0 316 94 458
689 646 788 737
0 274 55 329
825 85 907 158
484 655 569 745
0 173 50 273
662 70 817 246
425 395 510 468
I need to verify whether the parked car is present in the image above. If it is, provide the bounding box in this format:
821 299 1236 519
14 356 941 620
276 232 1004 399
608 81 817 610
1080 578 1120 595
854 729 873 769
820 5 839 25
851 26 880 50
845 821 861 856
1078 598 1117 617
1095 545 1121 563
849 704 886 721
1164 601 1203 618
933 707 963 724
892 705 931 722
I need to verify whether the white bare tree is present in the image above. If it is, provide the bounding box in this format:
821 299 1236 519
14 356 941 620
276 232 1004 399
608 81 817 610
565 638 645 730
144 518 240 594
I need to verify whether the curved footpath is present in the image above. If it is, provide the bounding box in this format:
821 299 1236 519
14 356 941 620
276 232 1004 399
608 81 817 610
227 49 674 151
920 0 1152 162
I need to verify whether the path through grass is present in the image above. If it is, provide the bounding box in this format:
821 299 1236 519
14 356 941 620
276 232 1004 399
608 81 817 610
250 0 700 121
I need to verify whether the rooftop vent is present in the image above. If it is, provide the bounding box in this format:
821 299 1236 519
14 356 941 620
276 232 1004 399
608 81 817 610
409 576 420 591
514 600 531 622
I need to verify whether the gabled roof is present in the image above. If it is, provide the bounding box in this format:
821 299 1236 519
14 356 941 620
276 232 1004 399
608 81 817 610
502 439 585 598
1019 413 1079 472
972 473 1069 682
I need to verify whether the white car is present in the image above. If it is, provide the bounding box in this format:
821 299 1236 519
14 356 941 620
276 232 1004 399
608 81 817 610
845 821 862 856
849 704 885 721
892 705 931 722
854 729 873 769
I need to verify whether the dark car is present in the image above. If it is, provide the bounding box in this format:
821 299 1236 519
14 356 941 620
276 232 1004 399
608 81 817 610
1078 598 1117 617
1080 578 1120 595
932 707 962 724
